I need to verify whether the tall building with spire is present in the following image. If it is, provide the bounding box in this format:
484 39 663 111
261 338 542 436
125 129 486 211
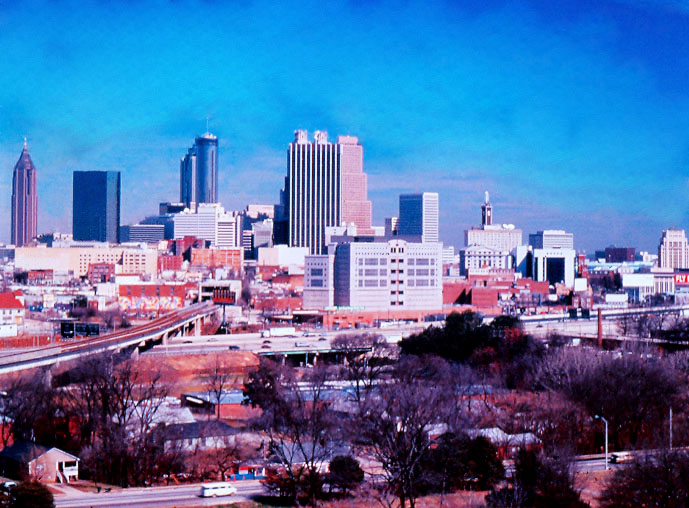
180 132 218 209
11 139 37 247
481 191 493 227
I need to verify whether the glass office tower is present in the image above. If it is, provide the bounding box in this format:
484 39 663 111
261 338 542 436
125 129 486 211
73 171 121 243
180 133 218 209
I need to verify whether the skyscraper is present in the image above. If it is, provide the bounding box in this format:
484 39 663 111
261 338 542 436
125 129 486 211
11 139 37 247
73 171 121 243
397 192 439 243
285 130 373 254
180 133 218 209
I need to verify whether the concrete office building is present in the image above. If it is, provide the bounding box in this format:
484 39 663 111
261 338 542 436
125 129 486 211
258 245 309 269
397 193 439 243
531 248 576 287
73 171 121 243
15 245 157 278
524 229 576 287
180 133 218 209
285 130 373 255
658 229 689 269
252 219 274 250
528 230 574 250
303 239 443 311
173 203 242 248
460 245 513 275
11 140 38 247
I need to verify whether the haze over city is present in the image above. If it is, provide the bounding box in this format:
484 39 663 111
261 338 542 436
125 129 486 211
1 0 688 251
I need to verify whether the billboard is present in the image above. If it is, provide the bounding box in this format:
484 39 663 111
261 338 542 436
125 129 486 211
674 274 689 286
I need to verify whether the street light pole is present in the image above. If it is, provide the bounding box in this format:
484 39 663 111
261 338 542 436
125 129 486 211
595 414 609 470
670 407 673 450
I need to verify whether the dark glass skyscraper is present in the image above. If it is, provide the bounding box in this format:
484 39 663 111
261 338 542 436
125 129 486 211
11 140 37 247
180 133 218 209
73 171 121 243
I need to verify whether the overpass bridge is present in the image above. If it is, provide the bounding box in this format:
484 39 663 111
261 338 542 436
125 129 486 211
0 302 218 375
520 303 689 324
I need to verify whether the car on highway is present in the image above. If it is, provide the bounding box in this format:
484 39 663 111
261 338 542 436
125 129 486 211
318 337 327 341
261 344 271 349
200 482 237 497
295 342 310 347
228 345 240 351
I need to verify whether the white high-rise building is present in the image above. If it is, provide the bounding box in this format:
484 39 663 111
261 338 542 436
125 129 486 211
286 130 373 255
397 193 439 243
658 229 689 269
172 203 242 247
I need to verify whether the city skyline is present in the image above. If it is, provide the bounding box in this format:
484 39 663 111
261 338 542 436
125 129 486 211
1 0 688 251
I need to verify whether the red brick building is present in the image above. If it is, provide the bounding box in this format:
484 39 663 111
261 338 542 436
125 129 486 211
87 262 115 284
191 248 243 273
158 254 184 272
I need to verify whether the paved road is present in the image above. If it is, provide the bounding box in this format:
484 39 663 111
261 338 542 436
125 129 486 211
144 324 427 356
54 480 264 508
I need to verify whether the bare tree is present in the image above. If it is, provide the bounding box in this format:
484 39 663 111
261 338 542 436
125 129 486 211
356 356 452 508
332 333 393 404
244 359 339 504
71 352 170 486
204 356 235 420
533 346 681 450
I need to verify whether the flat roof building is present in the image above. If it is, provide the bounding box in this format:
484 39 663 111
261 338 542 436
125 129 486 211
529 230 574 250
73 171 121 243
304 239 442 312
398 193 439 243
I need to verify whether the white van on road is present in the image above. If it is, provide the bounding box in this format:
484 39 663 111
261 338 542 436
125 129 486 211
200 482 238 497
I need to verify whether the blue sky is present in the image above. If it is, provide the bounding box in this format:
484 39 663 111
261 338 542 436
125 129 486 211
0 0 688 252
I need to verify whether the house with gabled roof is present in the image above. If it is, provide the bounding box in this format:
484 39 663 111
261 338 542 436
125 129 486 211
0 292 24 337
0 441 79 483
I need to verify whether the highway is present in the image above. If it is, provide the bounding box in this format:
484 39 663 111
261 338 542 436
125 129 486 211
53 480 264 508
143 323 428 356
0 302 217 374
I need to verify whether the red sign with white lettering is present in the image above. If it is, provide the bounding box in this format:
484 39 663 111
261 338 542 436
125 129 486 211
674 274 689 285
